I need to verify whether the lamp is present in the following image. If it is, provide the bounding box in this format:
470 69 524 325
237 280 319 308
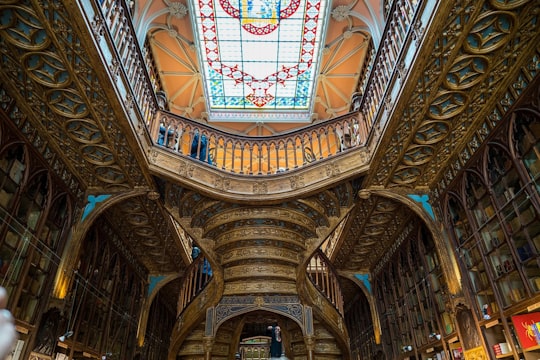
402 345 413 352
101 352 112 360
429 332 441 340
58 330 73 342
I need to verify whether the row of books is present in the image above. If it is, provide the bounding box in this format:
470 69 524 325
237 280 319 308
493 342 511 356
532 321 540 344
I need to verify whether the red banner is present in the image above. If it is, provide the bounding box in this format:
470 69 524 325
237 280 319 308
511 312 540 349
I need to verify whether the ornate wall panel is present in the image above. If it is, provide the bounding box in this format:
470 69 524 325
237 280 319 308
366 0 540 190
0 0 150 190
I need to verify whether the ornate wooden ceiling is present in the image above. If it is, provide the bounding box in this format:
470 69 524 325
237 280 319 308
364 0 540 191
161 181 358 295
0 0 187 276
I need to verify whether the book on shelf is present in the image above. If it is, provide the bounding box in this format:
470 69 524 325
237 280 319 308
520 206 536 224
526 158 540 175
532 322 540 344
500 342 511 354
533 277 540 291
517 244 532 262
0 189 11 207
510 217 521 232
473 209 486 223
493 342 511 355
510 287 523 302
8 159 25 183
504 188 515 201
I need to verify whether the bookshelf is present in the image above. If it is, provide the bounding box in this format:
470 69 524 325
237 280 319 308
465 173 494 227
0 146 28 300
442 113 540 357
515 116 540 192
0 147 26 207
482 323 514 359
374 224 449 358
0 142 73 334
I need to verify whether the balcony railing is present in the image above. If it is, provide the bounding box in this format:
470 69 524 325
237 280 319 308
153 110 367 174
177 255 212 315
356 0 423 129
90 0 427 174
98 0 158 126
307 250 344 315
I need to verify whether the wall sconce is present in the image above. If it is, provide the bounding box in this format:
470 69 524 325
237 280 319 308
429 333 441 340
402 345 413 352
101 352 112 360
58 330 73 342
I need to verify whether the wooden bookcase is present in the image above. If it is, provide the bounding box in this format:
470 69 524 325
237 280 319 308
442 107 540 358
374 223 451 358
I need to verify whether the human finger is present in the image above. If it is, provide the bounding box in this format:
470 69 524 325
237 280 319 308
0 309 18 359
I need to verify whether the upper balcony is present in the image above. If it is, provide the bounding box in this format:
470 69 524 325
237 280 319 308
151 109 367 175
79 0 435 196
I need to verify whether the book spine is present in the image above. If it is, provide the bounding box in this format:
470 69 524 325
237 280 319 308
532 322 540 344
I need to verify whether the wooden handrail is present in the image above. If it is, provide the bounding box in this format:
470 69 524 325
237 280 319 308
307 250 344 315
152 110 367 175
98 0 159 126
356 0 423 130
176 255 212 315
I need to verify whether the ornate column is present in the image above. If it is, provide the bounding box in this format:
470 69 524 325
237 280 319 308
304 335 315 360
203 336 214 360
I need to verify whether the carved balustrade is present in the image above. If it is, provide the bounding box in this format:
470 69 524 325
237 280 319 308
177 255 212 315
97 0 158 126
152 110 367 174
307 250 344 315
357 0 423 129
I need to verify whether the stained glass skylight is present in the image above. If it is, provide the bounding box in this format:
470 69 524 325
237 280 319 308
191 0 329 121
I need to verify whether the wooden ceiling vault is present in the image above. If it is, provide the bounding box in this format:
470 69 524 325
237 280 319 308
0 0 539 315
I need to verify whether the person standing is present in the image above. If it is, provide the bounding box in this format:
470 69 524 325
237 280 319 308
267 322 282 358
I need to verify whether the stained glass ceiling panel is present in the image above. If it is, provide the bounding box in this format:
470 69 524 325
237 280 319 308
192 0 329 122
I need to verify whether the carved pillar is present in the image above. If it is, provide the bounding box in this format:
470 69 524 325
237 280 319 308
304 335 315 360
203 336 214 360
